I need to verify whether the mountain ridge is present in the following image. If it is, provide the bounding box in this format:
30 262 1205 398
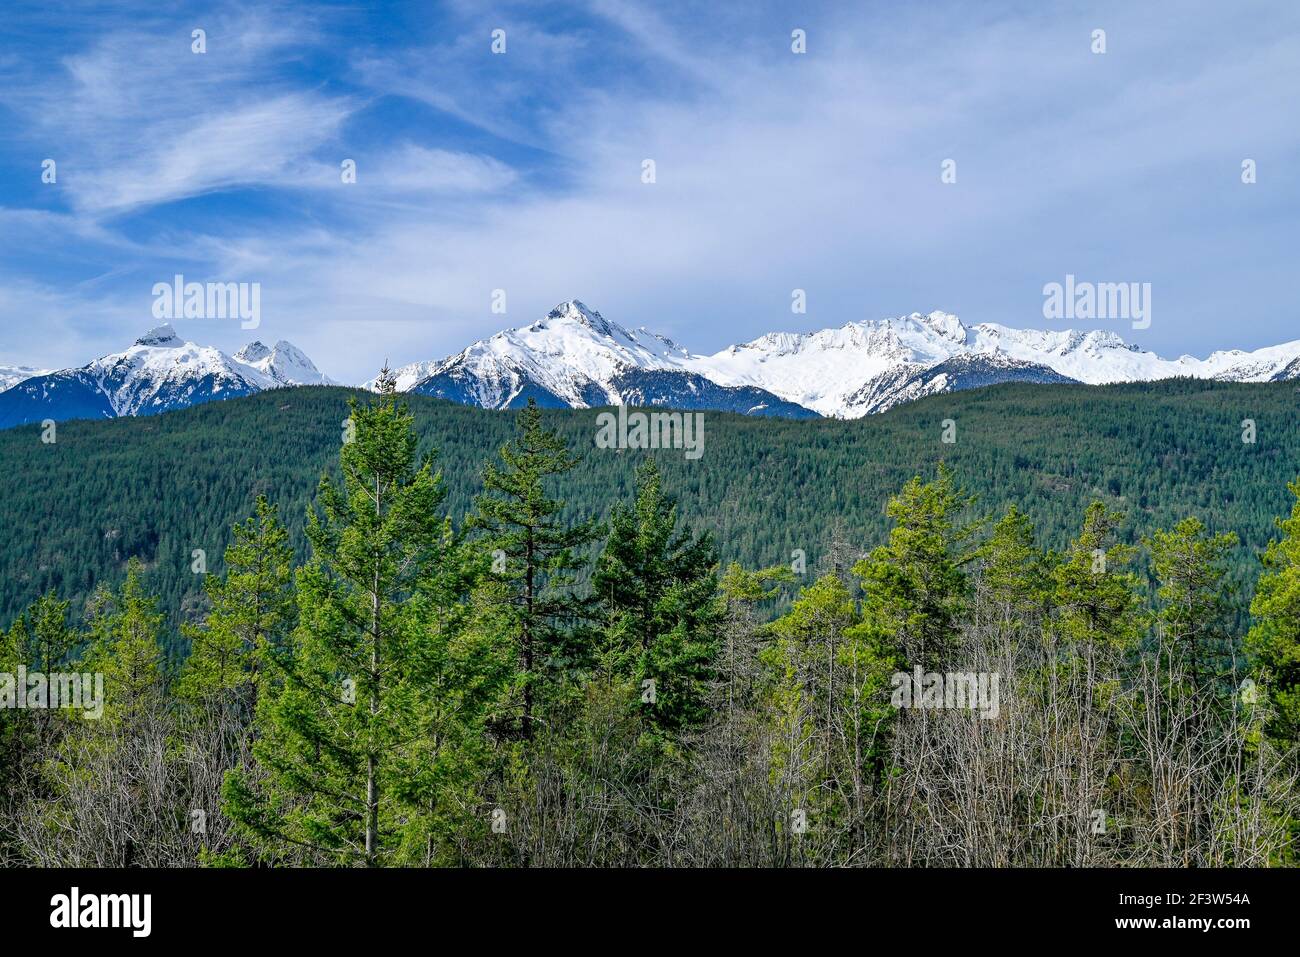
0 323 332 429
371 300 1300 418
5 300 1300 428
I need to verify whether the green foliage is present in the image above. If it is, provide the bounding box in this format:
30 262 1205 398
980 505 1052 618
1248 479 1300 749
1148 517 1240 696
1050 502 1146 652
468 398 601 737
1 379 1298 867
593 460 722 733
853 465 975 669
176 496 295 707
3 378 1298 654
83 560 166 727
224 391 499 866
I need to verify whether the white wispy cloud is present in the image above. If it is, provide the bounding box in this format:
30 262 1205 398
3 8 352 215
72 94 354 213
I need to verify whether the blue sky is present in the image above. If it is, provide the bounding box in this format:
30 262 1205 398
1 0 1298 382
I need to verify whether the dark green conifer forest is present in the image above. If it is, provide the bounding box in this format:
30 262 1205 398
0 379 1297 866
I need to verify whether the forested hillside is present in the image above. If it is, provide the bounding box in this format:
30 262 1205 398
1 378 1296 655
2 380 1297 868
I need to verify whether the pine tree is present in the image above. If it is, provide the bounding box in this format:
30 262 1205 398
1145 518 1241 860
84 560 166 727
979 505 1052 623
176 496 295 709
34 563 168 866
467 398 600 738
853 465 976 671
592 460 722 733
717 562 794 709
1247 479 1300 749
763 572 895 861
1148 517 1240 697
0 593 78 786
224 389 467 865
1050 501 1145 652
5 593 78 673
171 498 297 865
0 609 35 856
1041 502 1144 865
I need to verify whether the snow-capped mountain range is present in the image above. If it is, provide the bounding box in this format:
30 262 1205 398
0 364 51 393
3 301 1299 429
367 300 817 418
0 324 332 429
371 300 1300 419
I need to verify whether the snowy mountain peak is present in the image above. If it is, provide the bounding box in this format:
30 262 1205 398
235 339 331 386
0 364 50 392
234 340 272 363
910 310 968 343
371 299 812 417
543 299 613 335
134 324 182 347
0 325 333 428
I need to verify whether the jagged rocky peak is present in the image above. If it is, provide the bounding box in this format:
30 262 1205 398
543 299 615 336
912 310 968 343
234 340 272 363
236 338 329 385
134 324 183 347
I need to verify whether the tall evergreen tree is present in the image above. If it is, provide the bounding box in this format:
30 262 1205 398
468 398 600 738
1050 501 1145 652
592 460 722 732
764 572 893 858
224 386 470 865
853 465 975 670
172 498 297 865
979 505 1052 623
1041 502 1145 865
13 593 78 673
36 563 168 866
176 496 296 709
1148 517 1240 697
84 560 166 728
1145 518 1241 859
0 592 78 821
1247 479 1300 749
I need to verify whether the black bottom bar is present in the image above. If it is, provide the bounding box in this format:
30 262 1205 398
0 867 1289 943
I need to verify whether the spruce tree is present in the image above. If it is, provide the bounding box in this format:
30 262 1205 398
1042 502 1144 865
224 385 469 865
1050 501 1145 652
84 560 166 728
592 460 722 732
1148 517 1239 697
853 465 975 671
171 498 296 865
468 398 600 738
764 572 888 856
177 496 295 709
37 563 167 866
979 505 1052 623
1247 479 1300 749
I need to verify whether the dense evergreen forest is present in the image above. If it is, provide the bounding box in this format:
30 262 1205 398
1 378 1298 657
0 377 1297 867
